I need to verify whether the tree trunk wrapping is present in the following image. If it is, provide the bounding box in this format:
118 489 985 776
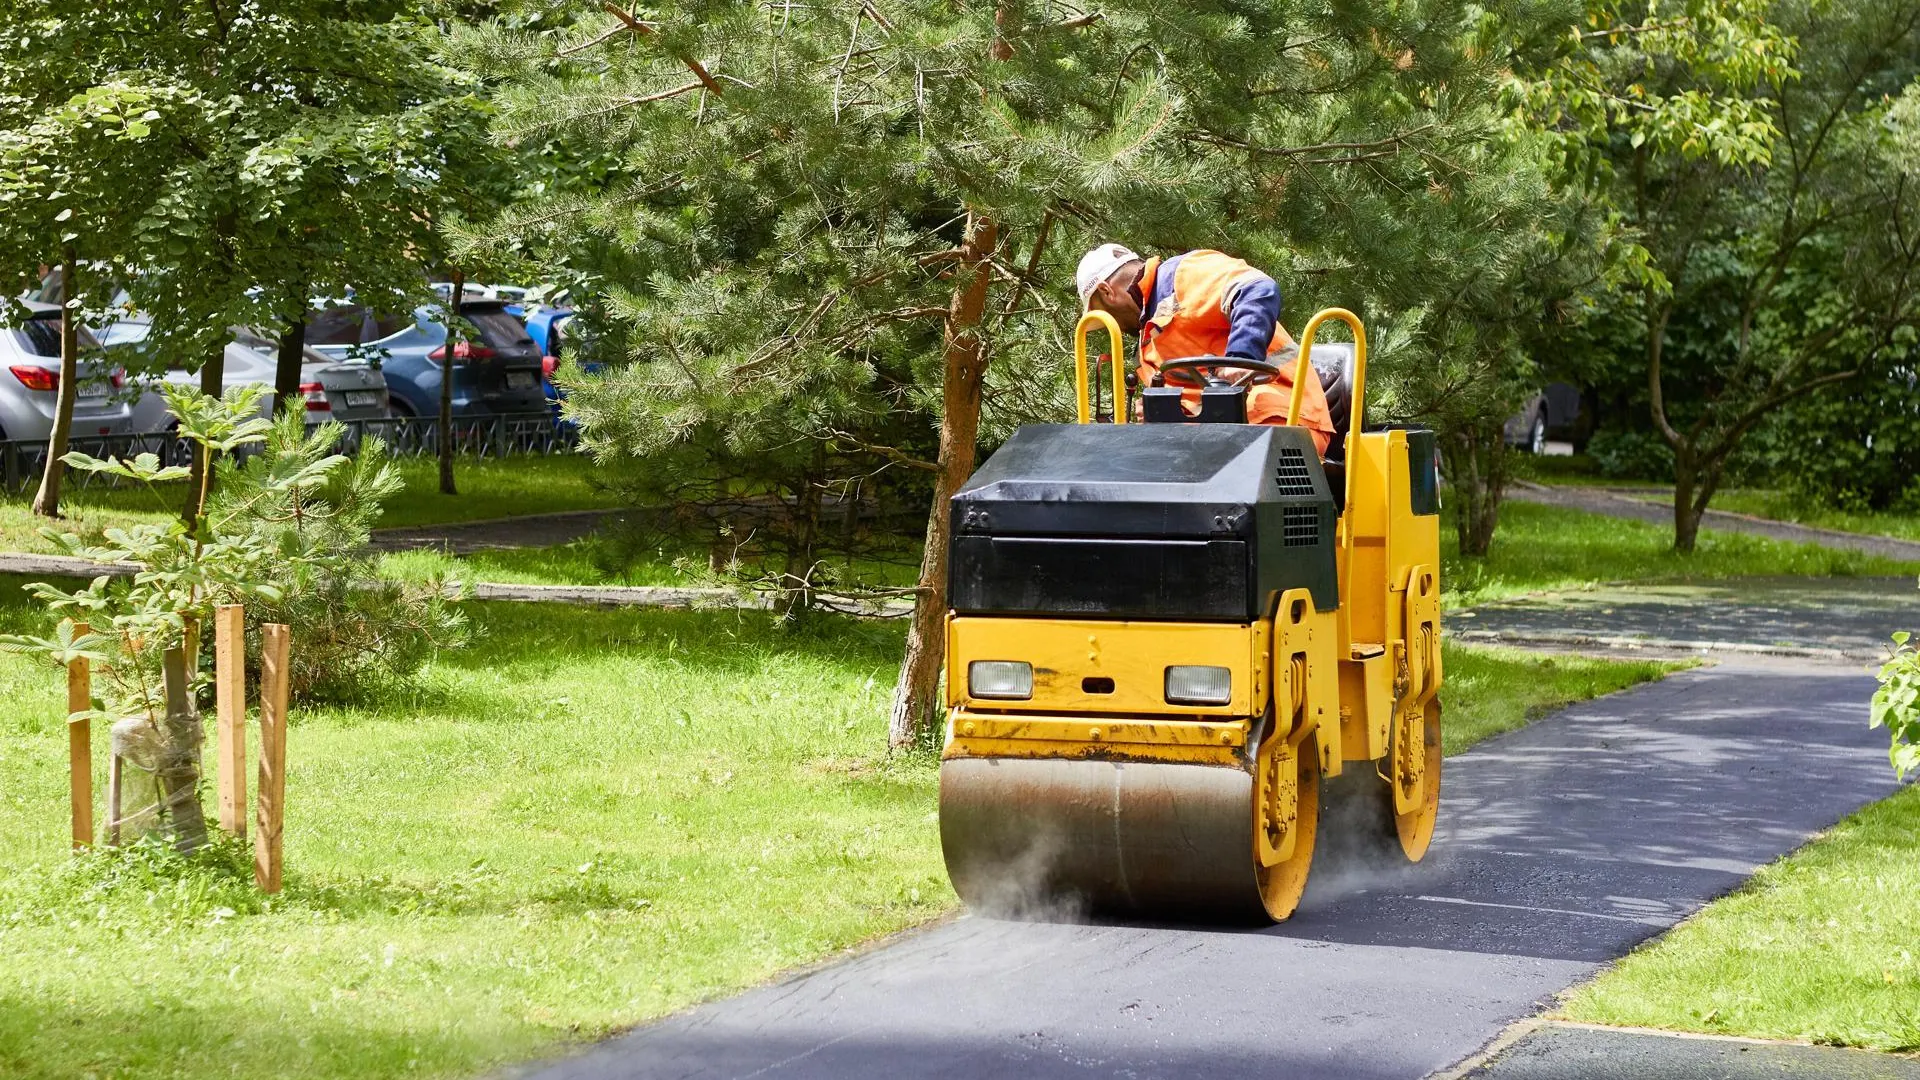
888 214 997 748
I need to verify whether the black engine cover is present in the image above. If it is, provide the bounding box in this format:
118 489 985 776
948 424 1338 622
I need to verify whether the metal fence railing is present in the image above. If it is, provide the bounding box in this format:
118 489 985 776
0 413 576 495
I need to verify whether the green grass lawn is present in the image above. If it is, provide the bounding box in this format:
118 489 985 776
1443 501 1920 607
1438 645 1682 756
1695 490 1920 544
0 453 619 554
0 573 1677 1080
1562 784 1920 1051
378 497 1920 601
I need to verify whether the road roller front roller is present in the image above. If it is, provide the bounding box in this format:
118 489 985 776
938 308 1443 922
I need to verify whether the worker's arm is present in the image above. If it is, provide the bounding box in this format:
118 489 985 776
1221 274 1282 361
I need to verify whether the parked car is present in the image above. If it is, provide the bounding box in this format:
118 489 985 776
0 302 135 440
521 305 574 358
304 300 547 419
125 328 390 433
1504 382 1588 454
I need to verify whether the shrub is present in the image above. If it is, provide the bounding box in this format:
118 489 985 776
1872 628 1920 778
1585 429 1675 481
207 411 467 701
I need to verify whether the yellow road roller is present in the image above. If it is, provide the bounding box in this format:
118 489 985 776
939 308 1442 922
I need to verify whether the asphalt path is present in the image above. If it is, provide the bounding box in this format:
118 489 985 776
529 659 1901 1080
1452 577 1916 661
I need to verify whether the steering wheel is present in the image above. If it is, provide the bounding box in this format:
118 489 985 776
1156 355 1284 389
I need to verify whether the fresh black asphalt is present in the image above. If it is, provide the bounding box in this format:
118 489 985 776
527 658 1903 1080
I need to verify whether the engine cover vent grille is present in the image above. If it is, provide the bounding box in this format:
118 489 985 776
1282 505 1320 547
1275 447 1316 497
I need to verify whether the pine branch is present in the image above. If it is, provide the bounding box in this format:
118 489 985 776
1182 124 1438 160
599 2 725 96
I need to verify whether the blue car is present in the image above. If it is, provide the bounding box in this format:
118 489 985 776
304 300 547 419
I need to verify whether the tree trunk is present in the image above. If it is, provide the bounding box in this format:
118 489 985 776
440 270 461 496
1671 446 1702 553
1449 422 1507 557
888 213 998 749
31 254 80 519
273 315 306 415
181 331 229 527
779 468 823 620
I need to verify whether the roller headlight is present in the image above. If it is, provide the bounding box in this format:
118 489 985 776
969 660 1033 700
1165 665 1232 706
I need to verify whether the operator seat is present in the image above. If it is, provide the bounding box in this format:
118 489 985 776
1263 341 1356 459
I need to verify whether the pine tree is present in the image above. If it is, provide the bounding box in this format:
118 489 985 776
467 0 1573 745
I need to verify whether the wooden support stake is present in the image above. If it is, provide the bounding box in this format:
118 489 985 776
183 615 200 675
255 623 290 893
214 604 247 839
66 621 91 849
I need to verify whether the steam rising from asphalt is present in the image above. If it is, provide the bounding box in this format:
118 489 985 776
1301 770 1424 906
955 823 1092 924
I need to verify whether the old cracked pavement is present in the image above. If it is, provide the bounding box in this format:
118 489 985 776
527 647 1902 1079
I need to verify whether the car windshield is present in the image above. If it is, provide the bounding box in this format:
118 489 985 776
462 309 536 352
305 307 412 346
15 316 105 359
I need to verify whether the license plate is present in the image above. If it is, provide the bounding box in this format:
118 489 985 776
344 390 381 409
507 371 536 390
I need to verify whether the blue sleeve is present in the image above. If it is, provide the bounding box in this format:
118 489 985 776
1222 275 1281 360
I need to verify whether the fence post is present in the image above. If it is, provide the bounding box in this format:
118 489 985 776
66 621 92 849
255 623 290 893
214 604 247 839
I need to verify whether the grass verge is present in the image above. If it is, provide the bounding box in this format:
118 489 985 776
0 579 1675 1080
1561 785 1920 1051
1438 645 1685 756
0 454 619 555
1442 501 1920 607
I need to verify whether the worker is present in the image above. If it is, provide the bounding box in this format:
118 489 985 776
1076 244 1336 455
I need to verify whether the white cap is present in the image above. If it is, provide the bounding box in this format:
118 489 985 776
1076 243 1141 307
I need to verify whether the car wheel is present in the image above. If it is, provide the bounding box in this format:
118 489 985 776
1528 414 1547 455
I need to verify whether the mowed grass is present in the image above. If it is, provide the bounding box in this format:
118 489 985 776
0 594 946 1080
1437 644 1683 756
376 454 622 528
1562 784 1920 1051
1703 489 1920 544
1442 500 1920 606
0 566 1678 1080
0 453 619 554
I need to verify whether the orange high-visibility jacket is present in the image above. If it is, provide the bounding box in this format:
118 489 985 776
1137 250 1335 454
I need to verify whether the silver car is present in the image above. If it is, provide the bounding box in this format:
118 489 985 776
0 303 134 440
127 327 390 433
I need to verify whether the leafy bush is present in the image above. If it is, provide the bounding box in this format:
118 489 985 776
1585 429 1675 481
1872 628 1920 778
1746 377 1920 511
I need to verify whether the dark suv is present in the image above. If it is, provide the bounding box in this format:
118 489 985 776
304 301 547 419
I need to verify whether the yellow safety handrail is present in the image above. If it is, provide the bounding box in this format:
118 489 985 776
1286 306 1367 509
1073 310 1128 425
